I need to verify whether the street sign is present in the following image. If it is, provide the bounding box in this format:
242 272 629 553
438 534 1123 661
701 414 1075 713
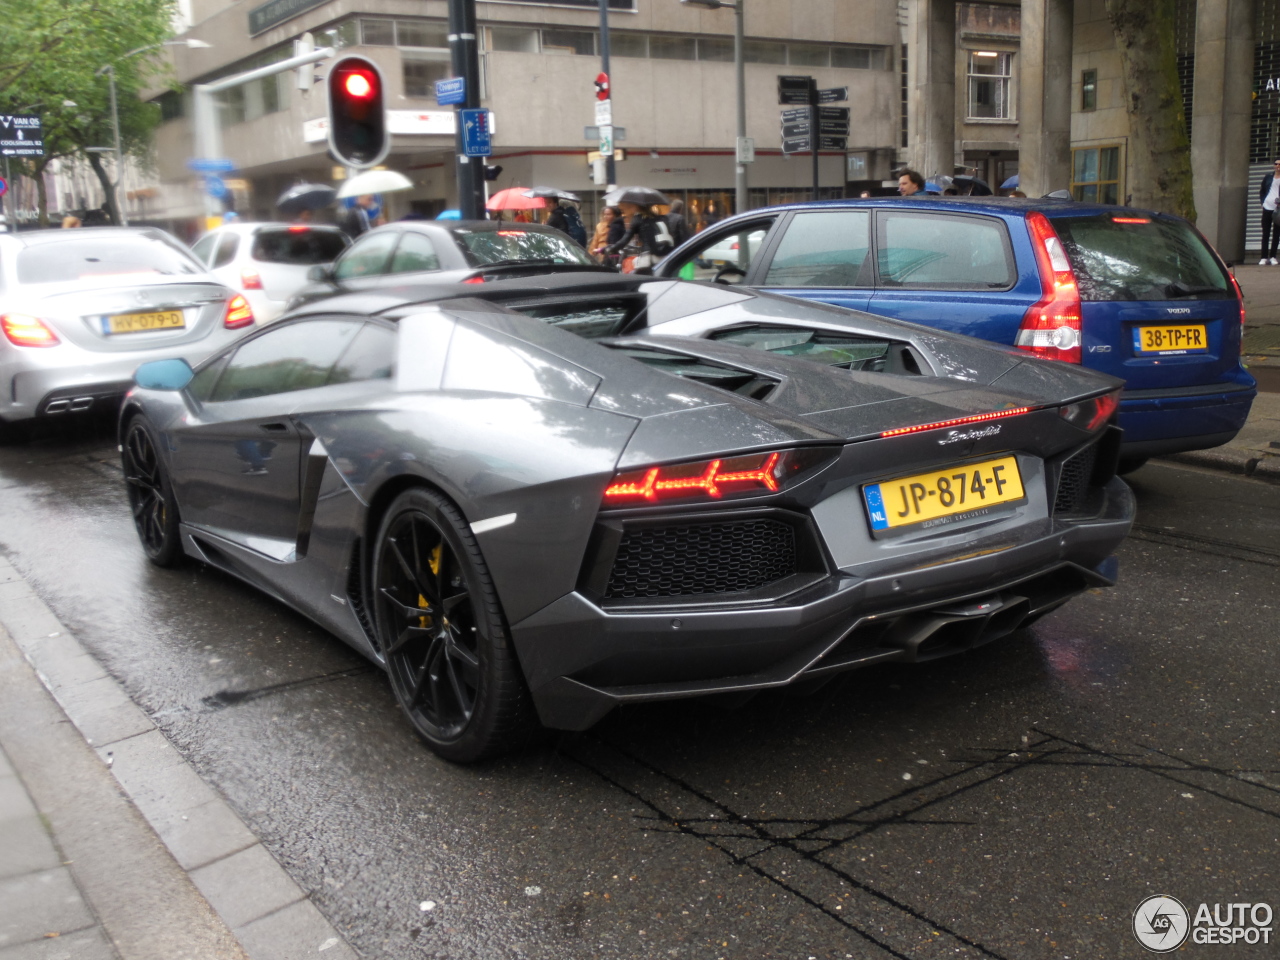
781 136 811 155
817 86 849 104
781 121 810 139
818 135 848 151
0 114 43 157
598 123 613 156
819 119 850 135
777 75 814 105
186 157 236 173
594 99 612 126
818 106 850 122
434 77 466 106
780 107 809 122
735 136 755 164
460 108 492 156
204 175 228 199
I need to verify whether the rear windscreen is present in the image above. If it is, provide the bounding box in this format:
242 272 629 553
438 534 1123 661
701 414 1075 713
251 229 348 265
454 228 595 266
18 235 202 283
1051 215 1231 301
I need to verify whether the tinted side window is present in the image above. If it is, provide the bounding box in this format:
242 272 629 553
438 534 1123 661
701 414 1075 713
188 354 230 402
329 323 396 383
665 219 775 284
334 231 398 280
212 233 239 269
388 232 441 274
764 211 871 287
876 213 1014 288
210 320 362 402
191 233 218 266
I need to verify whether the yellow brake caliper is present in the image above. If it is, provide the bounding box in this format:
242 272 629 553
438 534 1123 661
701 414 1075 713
417 543 444 629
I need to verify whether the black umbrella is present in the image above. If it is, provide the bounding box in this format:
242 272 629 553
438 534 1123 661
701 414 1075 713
603 185 670 206
952 175 993 196
276 182 337 214
523 186 582 203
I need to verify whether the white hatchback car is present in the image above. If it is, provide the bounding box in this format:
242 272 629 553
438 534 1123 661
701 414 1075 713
191 223 349 323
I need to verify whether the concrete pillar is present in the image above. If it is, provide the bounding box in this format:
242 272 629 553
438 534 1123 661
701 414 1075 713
908 0 956 178
1191 0 1255 262
1018 0 1074 197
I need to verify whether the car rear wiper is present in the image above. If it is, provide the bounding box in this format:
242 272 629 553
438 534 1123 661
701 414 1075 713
1165 282 1224 297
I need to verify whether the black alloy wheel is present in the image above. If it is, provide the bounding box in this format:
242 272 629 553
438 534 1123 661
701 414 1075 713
122 415 183 566
371 487 534 762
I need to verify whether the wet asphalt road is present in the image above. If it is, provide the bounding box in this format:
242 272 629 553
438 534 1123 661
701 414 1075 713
0 417 1277 960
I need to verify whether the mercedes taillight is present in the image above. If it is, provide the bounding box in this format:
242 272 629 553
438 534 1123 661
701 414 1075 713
223 295 255 329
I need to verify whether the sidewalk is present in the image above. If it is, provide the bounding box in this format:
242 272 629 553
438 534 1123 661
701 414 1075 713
0 557 358 960
1234 263 1280 392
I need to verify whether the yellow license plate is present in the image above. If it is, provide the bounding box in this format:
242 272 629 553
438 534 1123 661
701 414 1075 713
105 310 185 334
1132 324 1207 355
863 456 1025 533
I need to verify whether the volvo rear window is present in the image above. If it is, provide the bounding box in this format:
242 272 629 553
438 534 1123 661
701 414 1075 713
251 228 348 265
18 235 203 283
1051 214 1231 301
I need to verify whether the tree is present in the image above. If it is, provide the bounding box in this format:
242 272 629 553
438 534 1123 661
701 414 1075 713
0 0 174 225
1106 0 1196 219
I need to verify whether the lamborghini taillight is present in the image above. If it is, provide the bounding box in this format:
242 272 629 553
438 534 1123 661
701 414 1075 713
1059 390 1121 432
603 448 832 505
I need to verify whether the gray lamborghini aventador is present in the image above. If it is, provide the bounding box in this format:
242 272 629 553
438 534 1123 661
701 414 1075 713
120 276 1134 762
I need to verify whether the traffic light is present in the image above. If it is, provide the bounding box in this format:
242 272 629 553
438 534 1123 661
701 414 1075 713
327 56 388 169
483 165 503 181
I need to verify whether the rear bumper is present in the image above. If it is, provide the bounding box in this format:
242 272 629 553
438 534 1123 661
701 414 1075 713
1117 377 1256 455
511 477 1133 730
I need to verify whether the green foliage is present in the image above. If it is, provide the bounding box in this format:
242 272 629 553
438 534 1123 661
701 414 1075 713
0 0 176 221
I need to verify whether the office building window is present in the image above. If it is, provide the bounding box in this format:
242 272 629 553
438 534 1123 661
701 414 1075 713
1081 68 1097 111
404 59 449 98
488 27 539 52
397 22 448 48
541 29 595 56
361 19 395 45
967 50 1012 120
1071 145 1122 204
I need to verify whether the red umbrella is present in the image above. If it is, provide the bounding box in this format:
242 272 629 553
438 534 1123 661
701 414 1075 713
486 187 546 211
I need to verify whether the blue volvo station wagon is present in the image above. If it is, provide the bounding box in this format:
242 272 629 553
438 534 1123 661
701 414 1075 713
656 198 1255 471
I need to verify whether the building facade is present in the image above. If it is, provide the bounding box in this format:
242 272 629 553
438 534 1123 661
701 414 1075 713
132 0 901 234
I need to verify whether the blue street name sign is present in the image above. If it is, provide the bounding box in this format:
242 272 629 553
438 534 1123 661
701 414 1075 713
205 175 228 199
187 157 236 173
460 109 492 157
434 77 466 106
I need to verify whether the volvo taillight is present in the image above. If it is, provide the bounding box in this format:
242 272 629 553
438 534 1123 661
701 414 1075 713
1228 270 1246 331
1 313 60 347
1016 212 1082 363
223 295 254 329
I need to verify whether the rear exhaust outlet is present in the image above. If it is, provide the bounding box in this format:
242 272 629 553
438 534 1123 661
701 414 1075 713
878 593 1030 663
68 397 94 412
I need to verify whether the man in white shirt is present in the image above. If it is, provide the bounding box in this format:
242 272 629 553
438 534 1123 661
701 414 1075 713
1259 159 1280 264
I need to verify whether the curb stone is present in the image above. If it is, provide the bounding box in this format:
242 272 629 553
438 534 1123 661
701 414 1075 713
0 555 360 960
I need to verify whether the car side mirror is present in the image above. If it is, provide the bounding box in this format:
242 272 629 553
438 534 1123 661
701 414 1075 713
134 358 194 391
307 264 333 282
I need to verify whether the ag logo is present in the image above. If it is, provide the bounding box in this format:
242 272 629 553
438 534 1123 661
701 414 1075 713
1133 895 1190 952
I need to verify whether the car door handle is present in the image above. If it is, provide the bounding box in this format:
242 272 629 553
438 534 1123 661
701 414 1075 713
259 422 290 433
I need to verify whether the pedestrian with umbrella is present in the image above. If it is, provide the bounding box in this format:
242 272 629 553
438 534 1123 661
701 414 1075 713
523 188 588 246
602 186 676 274
276 182 337 223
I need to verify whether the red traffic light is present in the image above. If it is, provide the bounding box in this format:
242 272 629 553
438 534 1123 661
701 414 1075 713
344 72 375 99
595 72 609 101
327 56 388 168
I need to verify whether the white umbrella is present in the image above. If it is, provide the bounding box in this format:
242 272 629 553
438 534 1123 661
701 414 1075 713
336 169 414 199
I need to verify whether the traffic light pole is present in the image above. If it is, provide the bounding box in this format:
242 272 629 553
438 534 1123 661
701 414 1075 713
599 0 615 189
448 0 485 220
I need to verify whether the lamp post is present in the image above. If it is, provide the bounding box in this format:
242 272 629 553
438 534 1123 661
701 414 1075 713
681 0 747 215
96 38 211 226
